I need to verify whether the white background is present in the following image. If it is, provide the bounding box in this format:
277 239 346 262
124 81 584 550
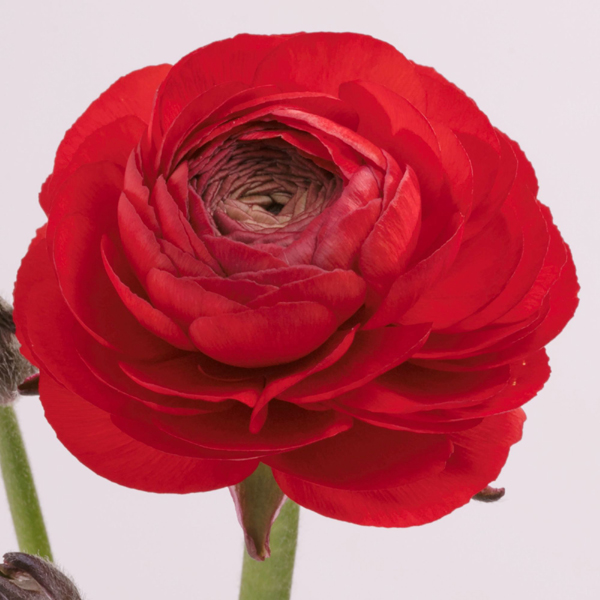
0 1 598 598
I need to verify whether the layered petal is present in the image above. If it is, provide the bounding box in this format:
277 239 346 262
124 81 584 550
189 302 338 367
273 410 525 526
40 375 257 493
265 421 452 490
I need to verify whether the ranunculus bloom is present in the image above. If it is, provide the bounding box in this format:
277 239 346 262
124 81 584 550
14 33 578 526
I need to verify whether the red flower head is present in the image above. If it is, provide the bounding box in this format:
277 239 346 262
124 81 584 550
14 33 578 527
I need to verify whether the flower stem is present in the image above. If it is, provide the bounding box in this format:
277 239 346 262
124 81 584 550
238 499 300 600
0 404 52 560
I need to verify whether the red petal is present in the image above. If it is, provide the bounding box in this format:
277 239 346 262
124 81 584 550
340 80 438 152
151 176 194 254
433 123 474 219
248 270 366 326
202 236 288 274
167 90 360 175
415 64 499 152
333 403 483 434
279 324 431 403
423 240 578 372
401 203 523 328
14 232 139 415
76 342 221 415
119 354 262 406
268 107 386 170
122 152 160 232
366 218 464 329
230 265 324 286
146 269 245 324
157 81 250 172
112 413 260 460
253 32 426 109
496 202 566 325
54 210 170 353
475 248 578 369
101 237 194 350
249 327 359 431
360 165 421 289
414 303 547 360
117 193 177 282
43 117 146 212
422 350 550 420
153 401 352 453
265 420 451 490
46 164 178 358
40 375 256 493
312 167 381 269
41 65 170 214
451 185 549 331
273 410 525 526
158 240 218 277
189 302 337 368
190 276 277 304
338 362 511 414
461 130 517 240
260 327 358 403
339 81 445 209
153 34 294 136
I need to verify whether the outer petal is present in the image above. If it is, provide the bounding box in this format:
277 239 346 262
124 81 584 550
265 421 452 491
253 32 426 109
152 34 295 136
273 410 525 526
337 363 511 414
40 375 257 493
420 350 551 421
41 65 171 213
422 243 578 372
13 228 172 416
414 64 499 152
44 116 146 208
400 204 522 329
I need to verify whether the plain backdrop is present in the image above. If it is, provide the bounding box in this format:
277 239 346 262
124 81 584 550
0 1 598 598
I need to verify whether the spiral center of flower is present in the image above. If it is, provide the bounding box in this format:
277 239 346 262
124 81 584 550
189 139 342 240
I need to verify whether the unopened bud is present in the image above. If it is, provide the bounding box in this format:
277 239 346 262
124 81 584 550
0 297 37 406
0 553 82 599
17 374 40 397
230 464 286 561
472 485 506 502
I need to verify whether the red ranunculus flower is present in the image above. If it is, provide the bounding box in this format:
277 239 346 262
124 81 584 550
14 33 578 526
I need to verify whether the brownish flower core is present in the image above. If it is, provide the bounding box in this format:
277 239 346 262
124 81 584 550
189 138 342 240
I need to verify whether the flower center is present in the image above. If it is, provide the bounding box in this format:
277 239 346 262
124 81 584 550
189 139 342 240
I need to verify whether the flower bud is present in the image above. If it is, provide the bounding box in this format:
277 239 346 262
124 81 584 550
230 464 286 561
472 485 506 502
0 297 37 406
0 553 82 599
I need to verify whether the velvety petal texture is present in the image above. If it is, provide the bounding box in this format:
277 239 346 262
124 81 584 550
14 32 578 527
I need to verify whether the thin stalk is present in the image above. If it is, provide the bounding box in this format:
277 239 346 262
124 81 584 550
239 500 300 600
0 404 52 559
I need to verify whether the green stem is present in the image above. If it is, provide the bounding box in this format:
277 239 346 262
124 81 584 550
0 405 52 559
239 499 300 600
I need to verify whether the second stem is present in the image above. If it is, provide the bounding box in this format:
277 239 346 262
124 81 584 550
0 404 52 559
